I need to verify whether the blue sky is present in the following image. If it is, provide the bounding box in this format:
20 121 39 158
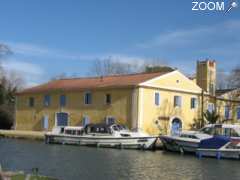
0 0 240 86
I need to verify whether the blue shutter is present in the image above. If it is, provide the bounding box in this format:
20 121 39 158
85 92 92 104
178 96 182 107
237 107 240 120
174 96 181 107
44 95 51 106
225 106 230 119
191 98 197 109
155 93 160 106
60 95 66 107
82 116 90 126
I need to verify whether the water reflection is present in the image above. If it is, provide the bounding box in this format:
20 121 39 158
0 138 240 180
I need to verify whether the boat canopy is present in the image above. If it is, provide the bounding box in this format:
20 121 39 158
84 123 113 134
199 136 230 149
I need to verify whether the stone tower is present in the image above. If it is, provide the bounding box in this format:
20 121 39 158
196 60 216 95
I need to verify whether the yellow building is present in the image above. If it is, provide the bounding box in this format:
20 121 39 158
15 60 240 135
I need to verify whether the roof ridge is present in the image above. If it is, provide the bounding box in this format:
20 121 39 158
57 70 175 81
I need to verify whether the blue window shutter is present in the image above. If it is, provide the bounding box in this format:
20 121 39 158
155 93 160 106
225 106 230 119
237 107 240 120
85 92 92 104
179 97 182 107
83 116 90 126
174 96 181 107
44 95 51 106
60 95 66 107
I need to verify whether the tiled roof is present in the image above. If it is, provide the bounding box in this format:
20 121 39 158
17 71 174 95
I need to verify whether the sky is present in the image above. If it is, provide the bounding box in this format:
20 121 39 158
0 0 240 86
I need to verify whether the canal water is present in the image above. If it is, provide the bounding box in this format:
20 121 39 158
0 138 240 180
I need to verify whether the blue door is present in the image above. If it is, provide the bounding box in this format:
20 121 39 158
42 115 49 130
56 112 68 126
171 118 182 136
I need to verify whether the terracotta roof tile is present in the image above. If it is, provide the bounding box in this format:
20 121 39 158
17 71 173 95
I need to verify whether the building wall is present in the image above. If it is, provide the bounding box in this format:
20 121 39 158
137 71 203 135
138 88 201 135
16 88 134 131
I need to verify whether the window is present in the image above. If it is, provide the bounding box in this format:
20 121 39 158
82 116 90 126
44 95 51 107
105 94 111 104
174 96 182 107
106 116 115 125
237 107 240 120
84 92 92 105
208 103 215 113
225 106 230 119
60 95 66 107
191 98 197 109
155 92 160 106
209 83 215 95
29 97 35 107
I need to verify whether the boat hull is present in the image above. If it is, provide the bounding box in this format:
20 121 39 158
45 134 158 150
160 135 200 153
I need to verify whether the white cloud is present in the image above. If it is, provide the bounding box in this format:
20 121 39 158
136 20 240 50
2 59 45 87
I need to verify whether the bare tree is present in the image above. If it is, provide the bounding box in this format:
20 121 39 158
216 68 230 90
90 56 170 76
90 57 136 76
228 66 240 88
0 44 12 59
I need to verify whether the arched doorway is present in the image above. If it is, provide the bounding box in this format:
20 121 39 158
171 118 182 136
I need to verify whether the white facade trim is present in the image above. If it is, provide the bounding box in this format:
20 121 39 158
131 88 139 129
138 88 144 130
139 70 178 86
140 84 202 94
139 70 202 93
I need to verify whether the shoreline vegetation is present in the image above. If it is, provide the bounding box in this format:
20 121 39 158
0 130 44 141
0 165 58 180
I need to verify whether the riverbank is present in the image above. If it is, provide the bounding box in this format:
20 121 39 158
0 170 58 180
0 130 44 141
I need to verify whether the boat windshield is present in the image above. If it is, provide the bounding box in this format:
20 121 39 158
179 133 198 139
200 126 240 137
111 125 128 131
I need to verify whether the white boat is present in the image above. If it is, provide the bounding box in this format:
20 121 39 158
160 131 211 153
196 137 240 160
160 124 240 153
45 123 158 150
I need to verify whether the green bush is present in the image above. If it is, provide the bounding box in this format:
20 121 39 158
0 106 13 129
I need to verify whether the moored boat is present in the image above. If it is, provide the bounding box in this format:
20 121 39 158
160 124 240 153
196 137 240 160
160 131 211 153
45 123 158 150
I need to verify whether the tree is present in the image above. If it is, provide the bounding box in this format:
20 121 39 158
0 43 24 129
90 57 136 76
228 66 240 88
204 110 220 124
0 44 12 59
90 56 171 76
216 68 230 90
145 66 174 73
